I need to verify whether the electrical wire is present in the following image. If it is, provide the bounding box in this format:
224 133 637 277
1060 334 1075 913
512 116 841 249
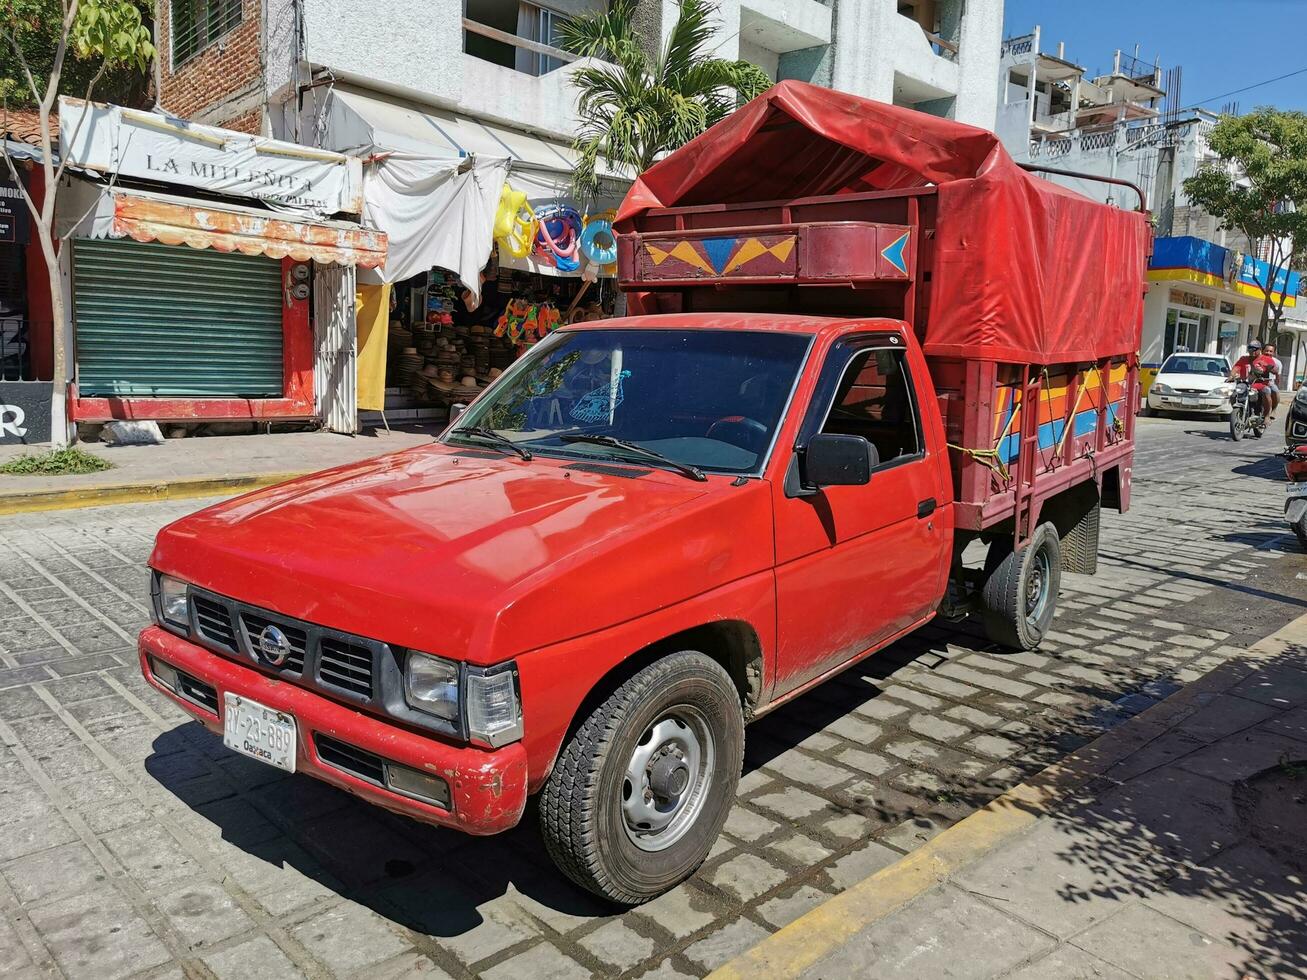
1184 66 1307 110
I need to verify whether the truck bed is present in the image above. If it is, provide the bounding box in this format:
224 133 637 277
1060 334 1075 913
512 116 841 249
616 184 1139 542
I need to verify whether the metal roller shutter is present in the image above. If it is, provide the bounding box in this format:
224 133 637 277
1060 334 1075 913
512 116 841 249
73 238 284 397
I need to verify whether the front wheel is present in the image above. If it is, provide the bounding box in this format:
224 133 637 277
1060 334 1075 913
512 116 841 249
1229 408 1244 441
539 651 744 905
981 522 1062 650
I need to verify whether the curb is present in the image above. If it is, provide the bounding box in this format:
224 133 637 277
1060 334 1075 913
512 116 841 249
707 613 1307 980
0 472 308 516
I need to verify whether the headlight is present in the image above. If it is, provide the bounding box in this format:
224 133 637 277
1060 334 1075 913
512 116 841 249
405 653 460 723
154 574 189 631
1215 384 1234 396
1151 382 1172 394
466 665 523 747
1295 387 1307 404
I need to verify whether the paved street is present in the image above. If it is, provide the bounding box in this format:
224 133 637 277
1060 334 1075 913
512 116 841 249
0 415 1301 980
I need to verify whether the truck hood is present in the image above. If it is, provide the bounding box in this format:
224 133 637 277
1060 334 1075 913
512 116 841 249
151 445 774 663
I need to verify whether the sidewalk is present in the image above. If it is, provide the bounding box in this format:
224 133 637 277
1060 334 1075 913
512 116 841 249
713 614 1307 980
0 427 435 513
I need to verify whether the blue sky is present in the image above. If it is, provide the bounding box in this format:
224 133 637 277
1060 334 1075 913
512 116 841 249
1002 0 1307 113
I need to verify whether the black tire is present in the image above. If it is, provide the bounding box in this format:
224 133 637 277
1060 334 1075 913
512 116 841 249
1229 409 1244 441
539 651 744 905
981 522 1061 650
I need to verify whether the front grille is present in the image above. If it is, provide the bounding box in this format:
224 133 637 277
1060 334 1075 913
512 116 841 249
175 670 219 713
315 734 385 784
318 638 375 698
192 596 237 651
239 612 307 674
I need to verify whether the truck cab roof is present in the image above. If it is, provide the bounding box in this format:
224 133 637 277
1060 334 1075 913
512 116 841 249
564 312 909 338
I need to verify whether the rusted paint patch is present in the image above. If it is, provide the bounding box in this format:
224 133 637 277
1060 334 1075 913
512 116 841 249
111 192 388 267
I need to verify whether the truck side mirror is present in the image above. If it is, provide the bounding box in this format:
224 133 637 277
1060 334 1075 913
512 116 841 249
802 434 877 489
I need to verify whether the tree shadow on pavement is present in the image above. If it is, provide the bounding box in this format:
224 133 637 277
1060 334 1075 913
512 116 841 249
972 645 1307 979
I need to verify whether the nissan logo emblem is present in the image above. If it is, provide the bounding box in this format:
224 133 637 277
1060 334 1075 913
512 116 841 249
258 625 291 667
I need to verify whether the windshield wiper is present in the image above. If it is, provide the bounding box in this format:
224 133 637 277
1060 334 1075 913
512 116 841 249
559 434 707 482
449 426 533 461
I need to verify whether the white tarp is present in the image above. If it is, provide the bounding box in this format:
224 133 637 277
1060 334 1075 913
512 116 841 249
60 98 364 218
356 153 508 302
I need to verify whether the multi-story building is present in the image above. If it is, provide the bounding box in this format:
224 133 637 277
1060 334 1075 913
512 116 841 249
159 0 1003 150
997 26 1302 388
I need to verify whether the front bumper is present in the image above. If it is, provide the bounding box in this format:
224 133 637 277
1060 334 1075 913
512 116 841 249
1147 391 1230 414
139 626 528 835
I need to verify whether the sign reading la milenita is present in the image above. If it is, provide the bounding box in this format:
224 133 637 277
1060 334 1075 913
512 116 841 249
59 99 363 219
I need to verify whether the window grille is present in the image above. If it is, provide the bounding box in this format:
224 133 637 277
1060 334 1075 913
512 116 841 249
171 0 243 68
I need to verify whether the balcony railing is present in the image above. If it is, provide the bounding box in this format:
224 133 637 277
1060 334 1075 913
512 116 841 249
1002 33 1036 57
462 17 578 75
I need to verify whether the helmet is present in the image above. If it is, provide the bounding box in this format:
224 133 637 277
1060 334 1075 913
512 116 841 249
1248 340 1263 351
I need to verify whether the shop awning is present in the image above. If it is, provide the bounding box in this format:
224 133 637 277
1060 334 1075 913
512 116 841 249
59 181 388 268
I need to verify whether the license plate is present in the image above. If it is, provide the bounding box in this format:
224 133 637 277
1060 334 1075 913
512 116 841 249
1288 483 1307 499
223 694 297 772
1181 397 1199 406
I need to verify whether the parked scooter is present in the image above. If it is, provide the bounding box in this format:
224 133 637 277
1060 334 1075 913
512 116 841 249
1229 378 1269 440
1285 445 1307 550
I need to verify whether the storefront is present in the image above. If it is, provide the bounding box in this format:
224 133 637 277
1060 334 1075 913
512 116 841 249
55 100 386 436
316 86 627 425
1143 236 1300 391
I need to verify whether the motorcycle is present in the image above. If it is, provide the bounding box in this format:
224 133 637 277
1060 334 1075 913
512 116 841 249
1229 377 1269 441
1285 445 1307 550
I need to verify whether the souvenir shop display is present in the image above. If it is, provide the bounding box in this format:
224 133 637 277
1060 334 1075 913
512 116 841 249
382 253 614 414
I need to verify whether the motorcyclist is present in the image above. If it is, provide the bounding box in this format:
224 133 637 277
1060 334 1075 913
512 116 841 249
1263 342 1284 420
1231 340 1276 420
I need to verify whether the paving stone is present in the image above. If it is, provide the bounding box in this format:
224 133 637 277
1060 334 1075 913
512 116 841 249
853 698 911 721
28 886 173 980
0 813 78 863
834 746 894 776
289 902 411 973
762 749 851 789
707 852 787 902
751 786 831 821
723 805 780 843
1071 903 1247 978
1004 944 1135 979
579 920 658 971
155 880 255 950
907 673 981 700
824 841 900 890
757 883 831 929
880 686 944 711
633 884 718 939
966 733 1022 759
908 714 970 742
479 942 589 980
767 832 834 867
2 842 106 906
945 704 1004 728
202 935 304 980
823 713 884 744
682 920 771 972
935 663 1037 698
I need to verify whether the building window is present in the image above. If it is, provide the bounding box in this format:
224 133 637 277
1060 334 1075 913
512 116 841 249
171 0 243 68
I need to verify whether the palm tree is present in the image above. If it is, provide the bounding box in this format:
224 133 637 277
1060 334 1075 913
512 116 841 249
559 0 772 200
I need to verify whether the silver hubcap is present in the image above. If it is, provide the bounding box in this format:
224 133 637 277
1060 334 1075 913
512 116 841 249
1025 550 1051 626
621 708 714 852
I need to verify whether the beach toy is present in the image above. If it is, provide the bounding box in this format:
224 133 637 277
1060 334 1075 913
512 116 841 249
580 211 618 267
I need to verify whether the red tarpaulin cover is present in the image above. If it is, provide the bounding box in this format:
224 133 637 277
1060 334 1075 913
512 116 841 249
616 81 1150 364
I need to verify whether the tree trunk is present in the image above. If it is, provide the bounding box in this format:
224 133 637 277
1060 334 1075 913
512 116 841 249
33 220 69 448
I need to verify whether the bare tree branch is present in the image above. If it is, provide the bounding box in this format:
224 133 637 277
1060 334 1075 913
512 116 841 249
52 61 110 187
3 27 44 105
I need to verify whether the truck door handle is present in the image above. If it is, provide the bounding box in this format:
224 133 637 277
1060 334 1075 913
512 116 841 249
917 498 937 519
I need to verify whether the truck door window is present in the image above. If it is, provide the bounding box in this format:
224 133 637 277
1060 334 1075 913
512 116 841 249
820 348 922 465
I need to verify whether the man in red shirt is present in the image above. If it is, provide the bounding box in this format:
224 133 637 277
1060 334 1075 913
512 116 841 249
1231 340 1277 419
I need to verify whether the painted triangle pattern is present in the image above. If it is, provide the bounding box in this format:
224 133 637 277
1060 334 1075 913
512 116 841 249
881 232 910 274
644 235 798 276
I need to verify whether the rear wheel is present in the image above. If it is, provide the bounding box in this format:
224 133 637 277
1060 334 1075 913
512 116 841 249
981 522 1061 650
539 651 744 905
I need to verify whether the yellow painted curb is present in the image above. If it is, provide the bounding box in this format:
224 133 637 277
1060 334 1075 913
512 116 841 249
0 472 308 516
709 613 1307 980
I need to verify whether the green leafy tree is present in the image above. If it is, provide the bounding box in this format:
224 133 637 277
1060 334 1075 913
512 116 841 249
1 0 154 445
1183 108 1307 341
559 0 771 201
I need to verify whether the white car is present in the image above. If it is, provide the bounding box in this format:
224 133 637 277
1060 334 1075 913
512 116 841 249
1146 353 1234 416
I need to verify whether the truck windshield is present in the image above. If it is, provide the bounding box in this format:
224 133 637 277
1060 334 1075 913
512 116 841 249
449 328 811 474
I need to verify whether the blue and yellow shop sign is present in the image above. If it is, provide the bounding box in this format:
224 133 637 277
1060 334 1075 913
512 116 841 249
1148 236 1298 308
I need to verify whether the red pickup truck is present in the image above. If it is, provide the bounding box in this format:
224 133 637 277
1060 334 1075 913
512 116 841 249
139 83 1150 905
